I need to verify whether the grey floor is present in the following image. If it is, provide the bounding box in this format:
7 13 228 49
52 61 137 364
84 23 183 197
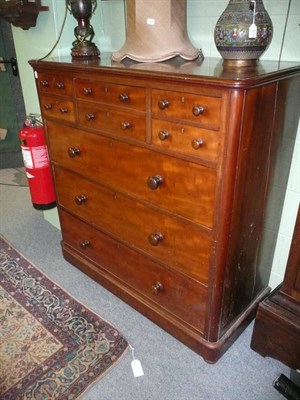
0 168 290 400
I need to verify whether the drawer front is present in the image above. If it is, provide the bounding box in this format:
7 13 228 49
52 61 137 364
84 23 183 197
74 78 146 111
60 209 207 332
54 167 211 284
37 72 73 96
40 95 75 123
47 122 216 227
152 89 222 130
77 101 146 141
152 119 221 164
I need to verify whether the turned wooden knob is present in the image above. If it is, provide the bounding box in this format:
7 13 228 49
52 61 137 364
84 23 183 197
40 80 49 87
158 99 169 110
192 138 204 150
86 113 95 121
68 147 80 158
158 131 170 141
192 105 205 116
147 175 163 190
148 232 164 246
152 281 164 295
119 93 129 102
83 87 92 95
120 121 131 130
56 82 65 89
75 194 87 205
80 240 90 249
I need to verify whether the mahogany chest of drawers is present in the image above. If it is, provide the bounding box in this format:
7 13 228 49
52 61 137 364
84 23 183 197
30 55 300 363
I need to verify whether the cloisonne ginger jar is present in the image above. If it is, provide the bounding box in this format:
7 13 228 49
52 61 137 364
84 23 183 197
214 0 273 65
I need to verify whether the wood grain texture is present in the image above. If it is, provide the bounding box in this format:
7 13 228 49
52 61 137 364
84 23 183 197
30 55 300 363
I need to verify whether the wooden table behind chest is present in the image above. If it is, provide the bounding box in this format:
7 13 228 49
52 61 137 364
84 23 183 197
251 204 300 369
30 56 300 363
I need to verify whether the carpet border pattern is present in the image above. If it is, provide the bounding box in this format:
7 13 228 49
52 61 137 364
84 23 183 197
0 234 128 400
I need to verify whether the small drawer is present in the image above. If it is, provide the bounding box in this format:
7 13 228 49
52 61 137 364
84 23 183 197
60 209 208 333
77 101 146 141
152 119 221 164
38 72 73 96
47 121 217 227
152 89 222 130
40 95 75 123
74 78 146 111
54 166 211 284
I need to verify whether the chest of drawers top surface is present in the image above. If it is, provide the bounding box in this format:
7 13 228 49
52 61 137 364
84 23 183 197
30 53 300 88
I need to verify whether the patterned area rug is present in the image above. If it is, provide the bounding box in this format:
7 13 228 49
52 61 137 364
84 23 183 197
0 235 128 399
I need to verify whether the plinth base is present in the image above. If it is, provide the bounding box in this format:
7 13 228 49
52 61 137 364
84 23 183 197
71 42 100 58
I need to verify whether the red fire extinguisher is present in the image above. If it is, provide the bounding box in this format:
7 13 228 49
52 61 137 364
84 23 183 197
19 114 56 210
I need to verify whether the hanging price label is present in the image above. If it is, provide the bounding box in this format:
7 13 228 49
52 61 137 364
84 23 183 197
249 23 258 38
249 0 258 39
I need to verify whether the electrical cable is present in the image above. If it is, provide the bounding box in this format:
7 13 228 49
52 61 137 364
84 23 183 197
38 3 69 61
278 0 292 64
0 183 28 187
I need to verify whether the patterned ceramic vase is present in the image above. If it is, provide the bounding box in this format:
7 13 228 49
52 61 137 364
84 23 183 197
214 0 273 65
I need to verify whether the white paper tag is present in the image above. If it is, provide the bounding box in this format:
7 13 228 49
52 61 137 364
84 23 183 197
249 23 257 39
147 18 155 26
131 359 144 378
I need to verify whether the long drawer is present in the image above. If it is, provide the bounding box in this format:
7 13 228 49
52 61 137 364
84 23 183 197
54 166 211 284
152 119 221 164
59 209 207 333
40 94 75 123
37 72 73 96
77 100 146 141
47 121 217 227
74 78 146 111
152 89 222 130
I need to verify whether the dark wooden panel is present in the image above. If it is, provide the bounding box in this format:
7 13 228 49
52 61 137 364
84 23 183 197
251 289 300 370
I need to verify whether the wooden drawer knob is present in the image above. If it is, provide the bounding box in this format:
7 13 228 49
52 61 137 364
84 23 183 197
152 281 164 295
148 232 164 246
40 80 49 87
43 103 52 110
158 130 170 141
119 93 129 102
86 113 95 121
120 121 131 130
80 240 90 249
56 82 65 89
192 138 204 149
75 194 88 205
68 147 80 158
192 105 205 116
158 99 169 110
60 107 68 114
147 175 163 190
83 87 92 95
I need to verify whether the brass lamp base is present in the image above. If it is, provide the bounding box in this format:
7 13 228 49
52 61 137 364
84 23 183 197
71 41 100 58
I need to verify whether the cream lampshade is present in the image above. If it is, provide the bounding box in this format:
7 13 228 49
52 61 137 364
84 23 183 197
112 0 203 63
